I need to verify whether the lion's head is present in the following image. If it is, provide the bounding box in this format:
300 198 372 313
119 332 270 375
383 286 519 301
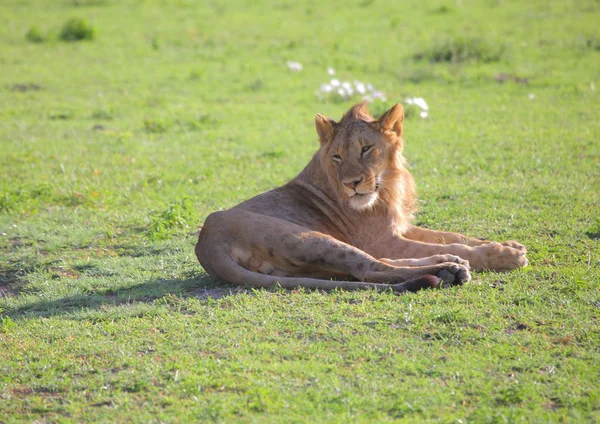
314 102 416 220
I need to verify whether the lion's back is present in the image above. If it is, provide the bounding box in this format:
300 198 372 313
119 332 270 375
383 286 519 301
232 184 350 243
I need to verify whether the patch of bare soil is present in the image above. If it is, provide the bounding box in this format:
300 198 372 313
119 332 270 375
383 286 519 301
0 270 22 297
493 73 529 84
49 266 80 279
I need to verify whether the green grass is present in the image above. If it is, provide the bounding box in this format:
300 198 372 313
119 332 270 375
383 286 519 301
1 0 599 422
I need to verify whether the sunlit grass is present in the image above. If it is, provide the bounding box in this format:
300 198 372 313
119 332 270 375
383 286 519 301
1 0 599 421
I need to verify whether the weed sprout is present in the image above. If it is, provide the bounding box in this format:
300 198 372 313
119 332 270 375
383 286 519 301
59 18 95 42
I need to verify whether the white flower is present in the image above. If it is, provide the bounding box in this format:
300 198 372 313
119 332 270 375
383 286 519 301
405 97 428 110
320 84 333 93
420 111 429 119
371 90 386 101
354 81 366 94
316 77 385 103
528 93 535 100
327 67 336 75
414 98 428 110
286 61 303 71
341 81 353 96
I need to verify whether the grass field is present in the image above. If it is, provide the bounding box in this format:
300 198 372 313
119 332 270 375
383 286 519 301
1 0 599 422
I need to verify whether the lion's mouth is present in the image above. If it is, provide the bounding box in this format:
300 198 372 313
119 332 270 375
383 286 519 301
345 176 382 199
350 182 380 198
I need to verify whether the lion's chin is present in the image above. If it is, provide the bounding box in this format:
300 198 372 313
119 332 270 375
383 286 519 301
349 192 378 211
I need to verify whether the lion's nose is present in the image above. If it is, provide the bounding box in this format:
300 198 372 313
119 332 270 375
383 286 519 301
343 176 363 190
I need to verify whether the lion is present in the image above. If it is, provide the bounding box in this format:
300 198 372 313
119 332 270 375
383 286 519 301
195 102 527 293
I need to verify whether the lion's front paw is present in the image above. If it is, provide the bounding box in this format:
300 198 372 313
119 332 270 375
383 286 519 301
436 254 470 268
473 242 528 272
501 240 527 253
436 262 471 286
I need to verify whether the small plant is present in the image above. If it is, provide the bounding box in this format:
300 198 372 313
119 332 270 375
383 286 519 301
586 36 600 51
188 69 204 80
148 198 196 240
59 17 95 42
72 0 110 5
575 33 600 51
49 111 73 120
143 118 171 133
90 109 114 120
431 5 452 14
416 36 505 63
1 316 17 334
585 219 600 239
495 385 525 406
178 114 217 131
25 26 46 43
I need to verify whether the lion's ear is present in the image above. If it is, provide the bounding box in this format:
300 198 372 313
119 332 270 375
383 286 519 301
315 114 336 145
344 101 371 121
377 103 404 137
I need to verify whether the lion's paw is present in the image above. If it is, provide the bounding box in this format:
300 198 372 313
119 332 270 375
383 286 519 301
501 240 527 253
436 262 471 286
434 254 470 268
474 242 528 271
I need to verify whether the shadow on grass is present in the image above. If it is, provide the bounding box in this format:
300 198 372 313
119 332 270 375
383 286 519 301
585 230 600 240
105 243 173 257
1 273 248 321
0 264 39 297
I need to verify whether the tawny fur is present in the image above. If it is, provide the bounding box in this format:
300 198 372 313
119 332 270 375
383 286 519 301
195 102 527 293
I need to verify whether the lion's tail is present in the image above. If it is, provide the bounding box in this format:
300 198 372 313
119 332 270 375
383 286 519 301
196 240 439 293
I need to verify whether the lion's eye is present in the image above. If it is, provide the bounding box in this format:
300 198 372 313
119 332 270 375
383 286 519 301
361 145 373 156
332 154 342 162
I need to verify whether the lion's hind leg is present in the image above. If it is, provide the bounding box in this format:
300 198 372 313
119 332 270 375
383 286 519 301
196 209 470 292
